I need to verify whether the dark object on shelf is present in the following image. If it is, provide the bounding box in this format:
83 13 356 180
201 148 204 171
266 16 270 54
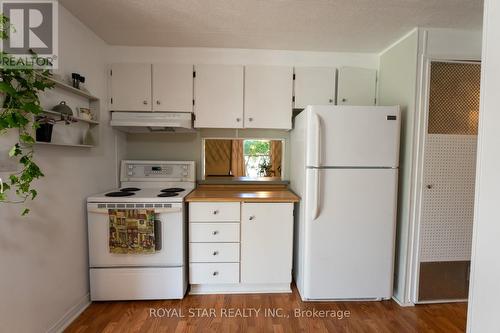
36 116 56 142
71 73 85 89
52 101 73 116
36 123 54 143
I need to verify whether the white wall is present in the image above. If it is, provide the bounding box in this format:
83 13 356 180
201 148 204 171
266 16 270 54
107 46 379 176
378 29 419 305
467 0 500 331
0 5 124 333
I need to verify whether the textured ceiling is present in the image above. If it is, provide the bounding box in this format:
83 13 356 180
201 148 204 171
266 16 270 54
59 0 483 53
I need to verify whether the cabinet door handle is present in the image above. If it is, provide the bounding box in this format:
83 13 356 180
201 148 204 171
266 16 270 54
212 271 219 276
426 184 433 189
341 98 347 103
156 100 161 105
143 100 148 105
236 118 241 122
248 117 253 122
212 230 219 235
329 98 334 103
212 210 219 215
249 215 255 221
212 251 219 256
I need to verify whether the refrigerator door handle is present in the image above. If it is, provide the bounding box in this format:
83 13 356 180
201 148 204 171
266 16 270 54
312 169 321 220
313 111 321 166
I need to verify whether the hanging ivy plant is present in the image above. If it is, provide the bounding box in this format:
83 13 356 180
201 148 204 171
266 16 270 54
0 14 55 215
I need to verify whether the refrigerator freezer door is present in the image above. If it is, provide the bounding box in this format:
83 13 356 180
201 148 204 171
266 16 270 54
303 168 398 300
306 106 401 168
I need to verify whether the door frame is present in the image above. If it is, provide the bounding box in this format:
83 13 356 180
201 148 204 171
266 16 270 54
408 57 481 304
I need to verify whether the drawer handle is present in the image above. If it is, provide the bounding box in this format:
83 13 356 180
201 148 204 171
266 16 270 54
212 230 219 235
212 251 219 256
249 215 255 221
212 210 219 215
212 271 219 276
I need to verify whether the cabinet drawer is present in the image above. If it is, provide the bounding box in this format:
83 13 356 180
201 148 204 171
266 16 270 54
189 263 239 284
190 243 240 263
189 202 240 222
190 223 240 243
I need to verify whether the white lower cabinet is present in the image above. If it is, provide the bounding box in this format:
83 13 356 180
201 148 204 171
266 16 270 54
188 201 294 294
241 203 294 284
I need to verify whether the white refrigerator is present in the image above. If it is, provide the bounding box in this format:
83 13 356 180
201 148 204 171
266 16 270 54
290 105 400 300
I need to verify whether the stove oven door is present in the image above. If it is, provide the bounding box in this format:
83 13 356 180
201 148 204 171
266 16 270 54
87 202 185 267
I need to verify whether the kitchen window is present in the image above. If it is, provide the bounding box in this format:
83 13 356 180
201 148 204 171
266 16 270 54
202 138 284 180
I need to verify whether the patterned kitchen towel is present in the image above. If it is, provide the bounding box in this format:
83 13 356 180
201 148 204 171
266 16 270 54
108 209 156 254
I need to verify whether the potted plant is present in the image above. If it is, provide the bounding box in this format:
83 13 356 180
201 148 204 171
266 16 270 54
0 14 55 215
258 159 274 177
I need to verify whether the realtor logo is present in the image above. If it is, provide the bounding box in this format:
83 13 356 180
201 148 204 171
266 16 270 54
1 0 58 68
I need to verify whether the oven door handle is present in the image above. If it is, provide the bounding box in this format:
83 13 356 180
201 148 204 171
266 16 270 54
87 207 182 214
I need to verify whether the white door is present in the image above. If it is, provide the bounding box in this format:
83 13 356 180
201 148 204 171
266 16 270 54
241 202 294 284
111 63 152 111
194 64 244 128
152 64 193 112
305 106 400 168
337 67 377 106
304 168 398 300
294 67 336 108
244 65 293 129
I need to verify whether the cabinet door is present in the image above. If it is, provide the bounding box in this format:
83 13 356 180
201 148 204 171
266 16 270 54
241 202 294 284
337 67 377 106
152 64 193 112
194 64 244 128
244 65 293 129
294 67 336 109
111 63 152 111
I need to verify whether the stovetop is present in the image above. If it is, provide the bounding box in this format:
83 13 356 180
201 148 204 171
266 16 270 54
87 185 195 203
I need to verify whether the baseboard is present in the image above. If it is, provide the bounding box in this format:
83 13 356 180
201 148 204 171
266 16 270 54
46 293 90 333
416 298 468 304
391 295 415 307
190 283 292 295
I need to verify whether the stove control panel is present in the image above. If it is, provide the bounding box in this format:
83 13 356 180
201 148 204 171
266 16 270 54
121 160 195 182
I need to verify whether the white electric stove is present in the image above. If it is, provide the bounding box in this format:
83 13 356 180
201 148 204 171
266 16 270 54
86 160 195 301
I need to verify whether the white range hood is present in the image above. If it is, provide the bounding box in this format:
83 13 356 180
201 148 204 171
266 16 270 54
110 112 194 133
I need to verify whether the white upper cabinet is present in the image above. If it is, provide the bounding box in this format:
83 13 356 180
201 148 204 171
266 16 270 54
110 63 152 111
244 65 293 130
240 203 294 284
294 67 336 109
337 67 377 106
194 64 244 128
152 64 193 112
